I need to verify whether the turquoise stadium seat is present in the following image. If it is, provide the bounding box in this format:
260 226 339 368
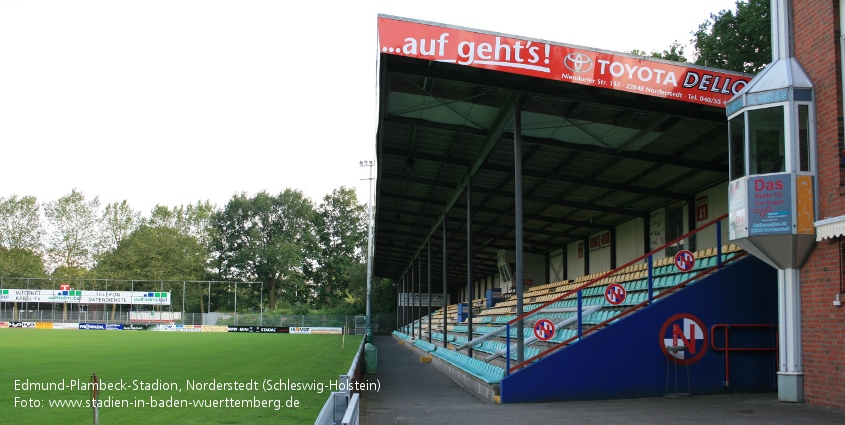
434 332 451 342
654 276 671 288
393 331 412 340
516 346 541 360
550 329 576 343
582 310 600 325
414 339 437 352
507 327 533 338
430 348 505 384
621 291 639 306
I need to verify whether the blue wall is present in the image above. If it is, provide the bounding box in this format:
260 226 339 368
500 256 778 403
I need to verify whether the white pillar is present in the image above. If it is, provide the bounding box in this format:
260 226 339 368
777 268 803 402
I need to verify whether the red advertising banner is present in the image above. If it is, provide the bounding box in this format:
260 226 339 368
378 16 751 108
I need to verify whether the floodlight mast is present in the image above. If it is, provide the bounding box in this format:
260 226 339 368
360 160 375 332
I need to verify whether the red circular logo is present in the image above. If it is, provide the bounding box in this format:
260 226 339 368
533 319 555 341
658 313 708 365
674 250 695 272
604 283 627 305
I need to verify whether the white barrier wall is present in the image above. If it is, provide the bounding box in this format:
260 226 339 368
129 311 181 323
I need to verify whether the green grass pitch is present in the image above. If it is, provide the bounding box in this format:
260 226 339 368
0 329 363 424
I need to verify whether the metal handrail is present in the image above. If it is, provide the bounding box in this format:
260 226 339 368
485 305 602 362
314 336 366 425
508 213 729 328
507 251 747 372
505 213 743 372
710 323 778 387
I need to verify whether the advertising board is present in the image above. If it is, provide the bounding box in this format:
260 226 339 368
378 16 750 108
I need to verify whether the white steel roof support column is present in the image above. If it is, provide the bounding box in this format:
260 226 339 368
777 268 804 402
466 177 474 358
442 218 448 349
514 101 525 365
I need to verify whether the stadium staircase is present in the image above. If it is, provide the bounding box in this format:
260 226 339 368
392 215 780 403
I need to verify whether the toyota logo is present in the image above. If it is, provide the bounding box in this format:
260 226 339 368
564 53 593 73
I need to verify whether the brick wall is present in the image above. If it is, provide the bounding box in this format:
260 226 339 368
793 0 845 410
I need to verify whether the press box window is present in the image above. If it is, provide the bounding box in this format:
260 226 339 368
748 106 785 174
729 114 746 181
798 104 810 172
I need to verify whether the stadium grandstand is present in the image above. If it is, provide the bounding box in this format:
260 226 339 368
369 1 845 411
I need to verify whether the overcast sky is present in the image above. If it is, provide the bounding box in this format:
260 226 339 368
0 0 741 215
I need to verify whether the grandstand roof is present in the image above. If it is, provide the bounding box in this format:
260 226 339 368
373 15 752 286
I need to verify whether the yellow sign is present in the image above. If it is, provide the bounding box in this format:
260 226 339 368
796 175 815 234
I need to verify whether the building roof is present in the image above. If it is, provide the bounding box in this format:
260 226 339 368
373 16 752 287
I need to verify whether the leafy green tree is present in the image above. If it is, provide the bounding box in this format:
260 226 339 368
0 247 46 278
651 41 687 62
212 190 315 310
630 40 687 63
95 225 206 281
148 200 216 249
326 261 396 320
43 189 102 272
313 187 367 309
327 261 367 314
0 195 43 252
148 205 180 228
101 200 141 251
94 224 207 316
51 265 90 282
370 277 397 317
692 0 771 73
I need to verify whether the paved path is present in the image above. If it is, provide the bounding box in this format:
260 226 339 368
359 335 845 425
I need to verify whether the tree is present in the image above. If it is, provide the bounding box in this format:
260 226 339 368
43 189 102 275
630 40 688 63
0 246 46 278
312 187 367 309
212 190 316 310
94 224 207 316
50 265 90 281
101 200 141 252
95 225 206 281
148 200 216 251
692 0 771 73
370 276 397 318
0 195 43 252
651 41 687 62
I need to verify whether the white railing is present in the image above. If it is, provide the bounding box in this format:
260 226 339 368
341 393 360 425
314 337 366 425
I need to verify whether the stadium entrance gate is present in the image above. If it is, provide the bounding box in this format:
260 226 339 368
354 315 367 335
